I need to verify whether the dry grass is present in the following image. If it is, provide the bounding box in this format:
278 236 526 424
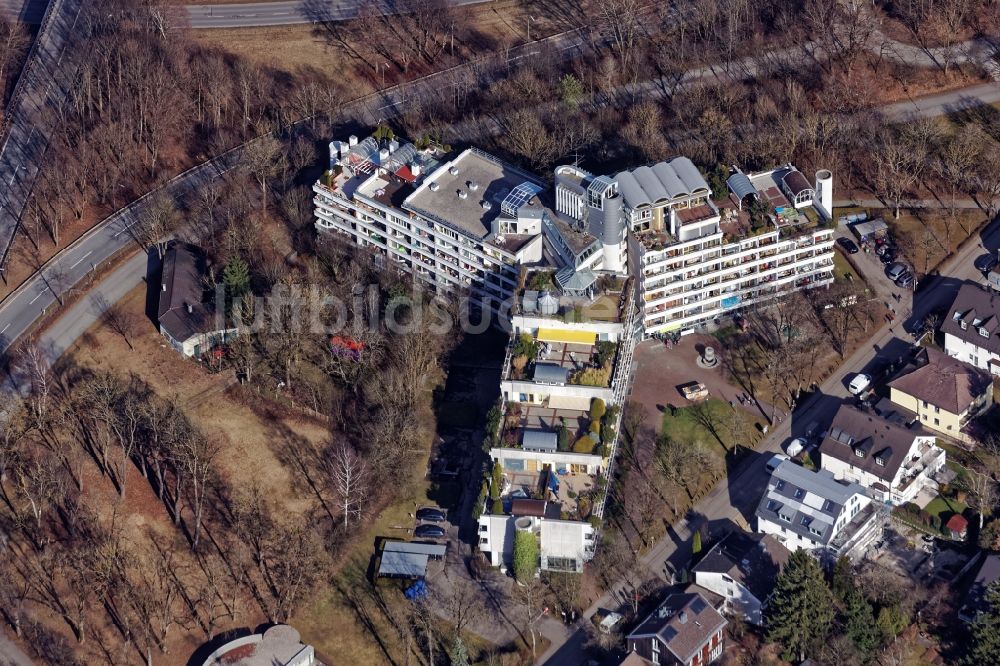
888 208 987 275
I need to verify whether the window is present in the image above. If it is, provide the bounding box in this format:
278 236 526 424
960 321 968 330
652 640 660 653
854 448 865 458
480 537 488 544
922 401 928 408
981 327 991 338
794 488 804 499
875 456 886 466
934 418 940 426
934 406 940 414
776 480 786 491
822 499 834 512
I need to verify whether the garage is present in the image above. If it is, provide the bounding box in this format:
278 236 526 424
547 394 593 410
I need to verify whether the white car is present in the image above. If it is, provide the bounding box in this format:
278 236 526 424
766 453 790 472
848 373 872 395
786 438 806 457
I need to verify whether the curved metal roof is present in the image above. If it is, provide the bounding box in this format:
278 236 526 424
633 166 669 203
670 156 710 193
533 363 569 385
615 171 651 208
727 172 757 201
651 162 689 199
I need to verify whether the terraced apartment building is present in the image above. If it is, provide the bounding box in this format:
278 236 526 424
313 134 836 336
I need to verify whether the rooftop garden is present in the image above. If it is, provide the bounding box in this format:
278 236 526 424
498 398 620 458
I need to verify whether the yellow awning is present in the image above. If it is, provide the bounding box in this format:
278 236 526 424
535 328 597 345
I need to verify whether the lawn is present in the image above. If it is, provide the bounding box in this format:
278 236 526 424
832 249 860 282
924 494 968 522
661 398 761 453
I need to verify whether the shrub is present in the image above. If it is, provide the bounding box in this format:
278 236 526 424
930 515 942 530
513 333 539 359
491 462 503 499
511 354 529 378
919 510 932 525
567 490 577 499
513 531 539 583
589 420 601 434
590 398 607 421
473 481 488 520
956 490 968 503
903 502 921 515
572 364 612 387
557 426 571 451
491 498 503 514
577 496 592 518
595 341 617 367
573 435 596 454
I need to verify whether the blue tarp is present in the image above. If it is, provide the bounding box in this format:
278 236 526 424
405 580 428 600
722 295 741 309
547 470 559 495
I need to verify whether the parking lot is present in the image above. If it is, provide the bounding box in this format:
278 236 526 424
834 225 912 319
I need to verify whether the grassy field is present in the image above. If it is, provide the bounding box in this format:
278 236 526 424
660 398 762 453
924 494 968 521
832 248 860 282
889 208 987 275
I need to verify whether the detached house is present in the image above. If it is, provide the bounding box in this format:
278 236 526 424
626 592 726 666
819 405 947 506
888 348 993 441
943 282 1000 375
157 243 235 357
692 532 791 625
755 460 883 562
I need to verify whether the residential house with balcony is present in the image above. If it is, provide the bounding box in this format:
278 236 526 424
626 592 727 666
755 460 884 562
943 281 1000 375
819 405 947 506
888 348 993 442
691 532 791 625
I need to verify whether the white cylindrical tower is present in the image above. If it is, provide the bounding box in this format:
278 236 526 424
815 169 833 220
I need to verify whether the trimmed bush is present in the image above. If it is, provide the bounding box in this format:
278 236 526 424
573 435 596 454
491 462 503 499
577 496 592 519
557 426 571 452
590 398 607 421
590 420 601 434
491 498 503 515
513 530 539 583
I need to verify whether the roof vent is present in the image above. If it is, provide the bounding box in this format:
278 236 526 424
449 166 459 176
348 135 358 146
186 303 193 314
482 200 492 210
411 162 422 177
429 182 440 192
468 180 480 191
458 190 468 200
161 283 166 292
678 611 688 624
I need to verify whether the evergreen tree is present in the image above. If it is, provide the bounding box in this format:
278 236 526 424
692 531 702 556
223 255 251 297
491 462 503 499
843 586 879 658
513 531 539 583
765 549 835 662
966 582 1000 665
830 555 853 602
449 636 470 666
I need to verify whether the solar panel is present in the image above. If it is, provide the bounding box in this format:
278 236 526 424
501 181 543 217
661 626 678 642
689 597 707 613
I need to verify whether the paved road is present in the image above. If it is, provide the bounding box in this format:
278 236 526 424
0 0 83 276
0 630 34 666
185 0 491 29
540 214 1000 664
0 0 43 23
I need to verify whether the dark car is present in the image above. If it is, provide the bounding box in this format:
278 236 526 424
974 252 998 273
898 273 915 289
837 237 860 254
414 524 446 539
416 507 447 523
879 251 895 265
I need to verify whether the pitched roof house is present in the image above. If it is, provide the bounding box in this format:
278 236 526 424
943 282 1000 375
157 243 235 357
755 461 883 562
960 554 1000 622
888 348 993 440
819 405 946 505
692 532 791 624
627 593 726 666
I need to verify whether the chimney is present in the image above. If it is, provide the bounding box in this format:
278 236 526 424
161 283 166 292
187 303 193 314
678 611 688 624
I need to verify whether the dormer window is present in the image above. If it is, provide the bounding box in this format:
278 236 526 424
960 321 968 330
794 488 804 499
980 327 990 338
875 456 886 466
953 311 962 321
822 499 834 511
854 448 865 458
776 480 785 491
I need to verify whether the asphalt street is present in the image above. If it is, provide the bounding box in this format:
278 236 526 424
539 215 1000 664
0 0 83 275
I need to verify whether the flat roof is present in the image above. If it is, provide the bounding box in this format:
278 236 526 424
383 540 448 557
378 550 429 577
404 148 544 240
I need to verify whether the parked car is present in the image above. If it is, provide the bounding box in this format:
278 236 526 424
416 507 447 523
848 373 872 395
886 262 907 280
786 438 806 457
766 453 790 472
414 524 446 539
837 237 860 254
975 252 998 273
897 272 915 289
879 251 895 265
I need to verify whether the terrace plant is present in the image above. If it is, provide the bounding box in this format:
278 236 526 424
590 398 606 421
573 435 596 454
572 363 612 387
595 341 617 367
513 333 539 360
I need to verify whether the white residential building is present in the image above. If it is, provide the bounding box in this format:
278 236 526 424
691 532 791 625
477 514 594 573
819 405 946 506
755 461 884 562
314 136 835 338
942 281 1000 375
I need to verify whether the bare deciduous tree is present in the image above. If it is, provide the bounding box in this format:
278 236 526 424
327 443 369 527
